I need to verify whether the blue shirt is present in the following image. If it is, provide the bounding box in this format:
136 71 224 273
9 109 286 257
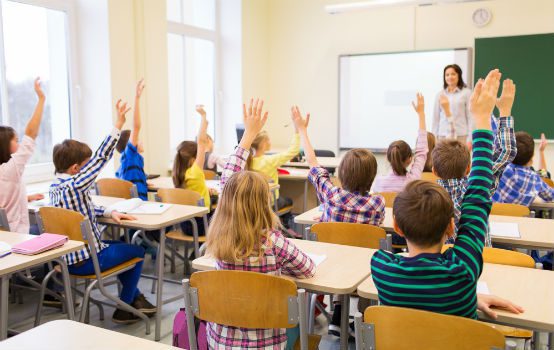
492 163 554 206
116 143 148 200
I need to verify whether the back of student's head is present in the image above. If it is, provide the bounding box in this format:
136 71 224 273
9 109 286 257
116 130 131 153
206 170 279 262
0 126 16 165
386 140 412 176
423 132 436 172
393 180 454 247
431 140 470 179
246 131 269 170
172 141 198 188
513 131 534 166
53 139 93 174
338 148 377 193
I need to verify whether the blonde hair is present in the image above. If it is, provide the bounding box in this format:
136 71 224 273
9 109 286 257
246 131 270 170
206 170 280 262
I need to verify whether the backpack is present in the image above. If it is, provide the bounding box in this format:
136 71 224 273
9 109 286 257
173 308 208 349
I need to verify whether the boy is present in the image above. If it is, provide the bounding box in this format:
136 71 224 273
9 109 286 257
50 99 156 324
432 79 517 246
115 79 148 200
371 70 499 318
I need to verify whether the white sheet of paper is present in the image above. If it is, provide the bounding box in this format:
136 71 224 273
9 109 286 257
0 241 12 258
307 253 327 266
128 203 172 215
477 281 490 295
489 222 521 238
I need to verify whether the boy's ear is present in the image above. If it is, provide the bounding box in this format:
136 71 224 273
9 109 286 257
465 164 471 176
392 216 406 238
444 218 455 239
431 166 438 178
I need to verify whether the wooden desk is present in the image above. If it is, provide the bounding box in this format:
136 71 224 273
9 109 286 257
531 200 554 218
0 320 180 349
357 263 554 332
193 239 375 349
284 157 342 169
0 232 84 340
147 176 279 194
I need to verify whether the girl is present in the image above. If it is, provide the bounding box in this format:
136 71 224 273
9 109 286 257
0 78 45 233
206 99 315 349
423 132 436 172
373 93 429 193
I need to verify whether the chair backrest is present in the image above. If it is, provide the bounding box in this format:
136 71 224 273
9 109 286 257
314 149 336 157
377 192 397 208
157 188 202 206
203 169 218 180
356 306 505 350
543 177 554 188
38 207 86 242
442 245 536 269
96 178 136 199
310 222 387 250
491 203 530 217
421 172 439 182
0 208 10 231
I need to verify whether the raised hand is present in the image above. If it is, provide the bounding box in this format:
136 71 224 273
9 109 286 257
412 93 425 116
239 98 269 149
115 99 131 130
470 69 501 130
540 133 548 153
496 79 516 117
34 77 45 100
291 106 310 132
439 94 450 115
196 104 207 119
135 79 145 99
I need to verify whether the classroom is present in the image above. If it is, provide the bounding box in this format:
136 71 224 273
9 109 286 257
0 0 554 349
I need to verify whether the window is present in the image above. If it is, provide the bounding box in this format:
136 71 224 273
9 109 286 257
0 0 74 178
167 0 217 153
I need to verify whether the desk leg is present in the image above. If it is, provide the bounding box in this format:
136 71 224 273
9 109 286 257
155 227 166 341
55 258 75 321
0 275 8 340
340 294 350 350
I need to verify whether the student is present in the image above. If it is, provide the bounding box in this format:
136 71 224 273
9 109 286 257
50 99 156 324
534 133 551 179
206 98 315 349
204 134 227 172
433 79 517 245
423 132 436 172
292 105 384 337
115 79 148 200
0 78 45 234
372 93 429 193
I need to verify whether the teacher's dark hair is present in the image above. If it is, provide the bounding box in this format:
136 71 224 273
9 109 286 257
443 64 466 90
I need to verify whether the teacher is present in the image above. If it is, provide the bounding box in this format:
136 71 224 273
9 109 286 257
432 64 472 143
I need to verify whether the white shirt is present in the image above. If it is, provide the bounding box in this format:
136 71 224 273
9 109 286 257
432 87 473 137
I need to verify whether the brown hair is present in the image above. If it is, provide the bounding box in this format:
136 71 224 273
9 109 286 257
387 140 412 176
246 131 269 170
431 140 470 179
172 141 197 188
423 132 436 172
393 180 454 247
206 170 279 262
513 131 534 166
0 126 16 165
53 139 93 173
338 148 378 193
443 64 467 90
116 130 131 153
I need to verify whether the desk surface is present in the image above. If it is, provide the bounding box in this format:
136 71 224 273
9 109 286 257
357 263 554 332
0 320 179 349
278 168 311 180
192 239 375 294
148 176 279 192
284 157 341 169
0 232 83 276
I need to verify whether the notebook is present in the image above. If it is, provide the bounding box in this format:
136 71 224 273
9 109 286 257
0 241 11 258
307 253 327 267
107 198 172 215
489 222 520 238
11 233 68 255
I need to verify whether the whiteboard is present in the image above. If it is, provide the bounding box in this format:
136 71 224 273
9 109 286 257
339 49 472 150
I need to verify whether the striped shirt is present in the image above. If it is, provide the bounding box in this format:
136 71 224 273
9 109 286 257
492 163 554 206
116 143 148 200
308 166 385 226
372 129 429 193
49 128 120 265
371 129 494 319
208 146 315 349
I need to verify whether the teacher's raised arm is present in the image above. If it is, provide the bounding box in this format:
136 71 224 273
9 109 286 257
432 64 472 144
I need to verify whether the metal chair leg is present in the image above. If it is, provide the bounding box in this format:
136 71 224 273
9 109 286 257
34 268 57 326
80 279 98 323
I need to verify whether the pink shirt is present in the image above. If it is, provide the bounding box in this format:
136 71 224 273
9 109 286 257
372 129 429 193
0 136 35 233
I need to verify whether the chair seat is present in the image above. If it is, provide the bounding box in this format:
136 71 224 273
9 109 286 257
294 334 321 350
166 230 207 243
277 205 293 216
484 323 533 339
61 257 144 280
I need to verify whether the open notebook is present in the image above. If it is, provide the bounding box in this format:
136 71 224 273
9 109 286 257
0 241 11 258
107 198 172 215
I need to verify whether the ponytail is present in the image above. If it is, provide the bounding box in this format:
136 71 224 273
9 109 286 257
387 140 412 176
172 141 198 188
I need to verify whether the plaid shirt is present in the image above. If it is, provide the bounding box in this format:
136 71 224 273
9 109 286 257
209 146 315 349
308 166 385 226
49 128 120 265
438 116 516 246
492 163 554 206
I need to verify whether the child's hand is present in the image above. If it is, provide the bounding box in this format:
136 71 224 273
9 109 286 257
477 294 524 319
411 93 425 116
196 105 207 119
540 133 548 152
34 77 45 100
439 94 450 116
291 106 310 132
27 193 44 202
470 69 501 129
243 98 268 134
496 79 516 117
115 99 131 130
135 79 145 99
111 211 137 224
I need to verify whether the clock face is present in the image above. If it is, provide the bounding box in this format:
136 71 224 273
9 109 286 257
473 8 492 27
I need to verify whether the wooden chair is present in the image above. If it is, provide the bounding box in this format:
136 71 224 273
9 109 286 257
310 222 391 250
35 207 150 333
491 203 530 217
377 192 397 208
421 172 439 182
543 177 554 188
202 169 218 180
355 306 511 350
442 245 536 269
183 271 318 350
95 178 138 199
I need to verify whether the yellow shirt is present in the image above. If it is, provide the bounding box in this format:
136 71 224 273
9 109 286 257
251 133 300 199
184 163 210 209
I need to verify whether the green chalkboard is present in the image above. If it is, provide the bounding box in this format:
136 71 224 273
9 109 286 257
475 33 554 138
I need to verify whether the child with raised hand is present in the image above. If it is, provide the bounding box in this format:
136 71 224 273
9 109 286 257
536 133 551 179
373 93 429 193
0 78 45 234
206 98 315 349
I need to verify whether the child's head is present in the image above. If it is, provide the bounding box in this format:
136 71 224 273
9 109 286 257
513 131 534 166
338 148 377 193
431 140 470 179
386 140 412 176
53 139 93 174
246 131 270 169
172 141 198 187
423 132 436 172
393 180 454 248
206 170 279 262
0 126 17 165
116 130 144 154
